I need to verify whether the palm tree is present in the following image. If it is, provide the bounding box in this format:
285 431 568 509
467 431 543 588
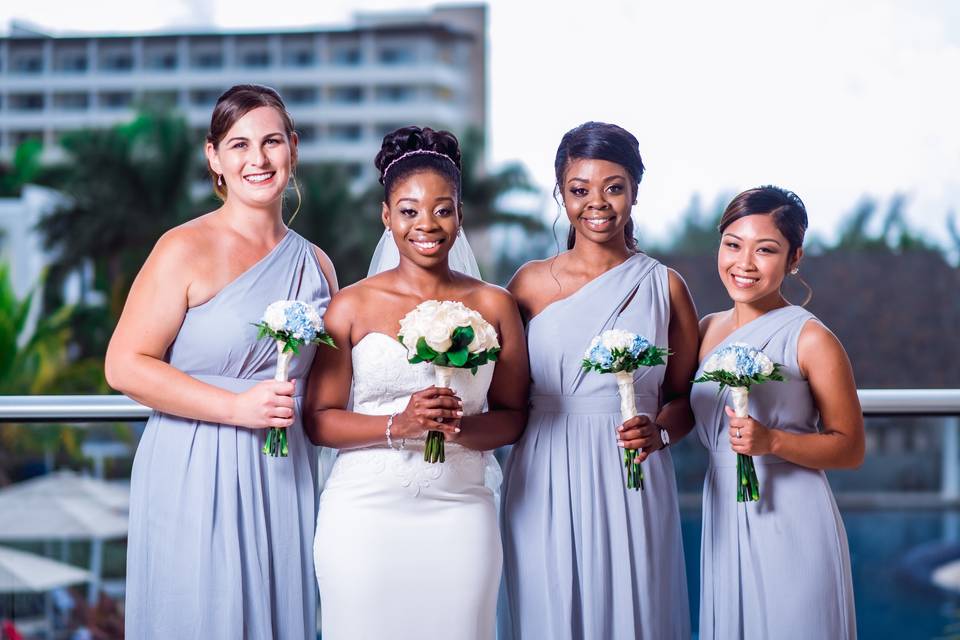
37 109 198 317
0 139 42 197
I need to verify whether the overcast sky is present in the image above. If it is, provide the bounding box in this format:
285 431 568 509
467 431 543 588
3 0 958 247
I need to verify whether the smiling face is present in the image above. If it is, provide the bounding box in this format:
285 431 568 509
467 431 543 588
561 158 636 247
382 169 461 268
205 105 298 209
718 213 802 306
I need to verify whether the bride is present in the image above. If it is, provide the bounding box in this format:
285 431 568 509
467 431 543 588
305 126 529 640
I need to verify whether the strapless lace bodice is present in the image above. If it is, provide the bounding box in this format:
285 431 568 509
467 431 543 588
351 332 494 418
322 332 501 499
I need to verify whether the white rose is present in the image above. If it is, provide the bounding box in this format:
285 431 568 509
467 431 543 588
718 351 738 374
444 301 473 328
756 353 775 376
467 315 498 352
263 301 289 331
601 329 634 351
424 316 454 353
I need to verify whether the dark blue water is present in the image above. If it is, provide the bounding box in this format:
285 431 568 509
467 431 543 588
680 509 959 639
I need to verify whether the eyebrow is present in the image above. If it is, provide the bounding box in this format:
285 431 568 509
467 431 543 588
724 233 782 245
224 132 285 144
568 174 626 183
396 196 455 204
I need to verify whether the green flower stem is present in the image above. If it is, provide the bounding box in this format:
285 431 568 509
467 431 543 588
737 453 760 503
424 430 445 464
262 427 289 458
623 448 644 491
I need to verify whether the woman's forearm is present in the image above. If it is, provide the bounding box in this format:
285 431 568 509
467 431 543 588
106 352 238 425
769 427 865 470
656 396 695 445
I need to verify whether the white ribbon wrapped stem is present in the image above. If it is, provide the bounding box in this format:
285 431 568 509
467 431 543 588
274 341 293 382
614 370 638 423
730 386 750 418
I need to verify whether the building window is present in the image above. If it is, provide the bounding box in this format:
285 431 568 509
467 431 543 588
297 125 318 143
376 123 405 139
376 86 415 103
54 53 88 73
283 87 318 105
11 55 43 74
329 86 364 104
99 91 134 110
283 49 314 67
145 51 178 70
189 89 223 107
240 50 270 68
433 86 454 102
191 51 223 69
142 90 179 108
328 124 363 141
53 92 89 111
9 93 45 111
379 48 415 65
100 52 134 71
330 47 362 66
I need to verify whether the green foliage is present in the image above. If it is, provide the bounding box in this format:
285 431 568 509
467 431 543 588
289 164 384 286
253 321 336 354
399 327 500 374
0 139 43 197
37 109 198 316
692 366 785 391
581 345 670 374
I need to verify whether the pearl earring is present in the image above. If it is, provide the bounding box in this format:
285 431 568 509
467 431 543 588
790 267 799 275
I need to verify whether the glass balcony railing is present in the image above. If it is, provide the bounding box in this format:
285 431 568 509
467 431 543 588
1 389 958 639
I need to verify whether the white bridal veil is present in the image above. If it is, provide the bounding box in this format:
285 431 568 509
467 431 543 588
366 228 482 278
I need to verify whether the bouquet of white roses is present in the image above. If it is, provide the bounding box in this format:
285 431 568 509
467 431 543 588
398 300 500 463
582 329 669 491
693 342 784 502
254 300 335 457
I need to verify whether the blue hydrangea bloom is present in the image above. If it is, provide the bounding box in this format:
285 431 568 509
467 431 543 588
284 304 318 342
589 344 614 369
629 335 650 358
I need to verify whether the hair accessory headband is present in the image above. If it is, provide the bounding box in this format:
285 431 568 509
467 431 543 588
382 149 459 180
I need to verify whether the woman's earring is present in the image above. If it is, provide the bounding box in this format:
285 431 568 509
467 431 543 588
790 267 799 275
457 227 463 237
217 174 223 187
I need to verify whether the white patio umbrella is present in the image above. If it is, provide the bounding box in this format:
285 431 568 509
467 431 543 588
0 470 128 511
0 546 91 592
0 479 128 605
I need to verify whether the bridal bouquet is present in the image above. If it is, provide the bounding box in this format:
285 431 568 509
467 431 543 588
398 300 500 463
254 300 335 457
582 329 669 491
694 342 784 502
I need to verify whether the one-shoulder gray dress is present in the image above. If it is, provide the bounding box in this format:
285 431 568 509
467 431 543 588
691 305 856 639
125 230 331 639
501 253 690 640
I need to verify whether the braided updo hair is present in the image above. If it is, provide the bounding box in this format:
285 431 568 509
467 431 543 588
374 126 463 201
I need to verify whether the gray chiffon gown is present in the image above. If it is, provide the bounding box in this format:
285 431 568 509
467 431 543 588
691 305 856 639
125 230 330 639
500 253 690 640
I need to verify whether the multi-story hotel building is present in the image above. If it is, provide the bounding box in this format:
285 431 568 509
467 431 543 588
0 4 486 182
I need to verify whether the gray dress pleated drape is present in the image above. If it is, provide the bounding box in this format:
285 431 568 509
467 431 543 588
500 253 690 640
125 230 330 639
691 305 856 639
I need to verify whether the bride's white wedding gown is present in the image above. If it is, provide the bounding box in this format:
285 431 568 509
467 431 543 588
314 332 501 640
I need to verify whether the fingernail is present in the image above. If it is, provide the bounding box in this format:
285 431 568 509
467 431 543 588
455 427 462 433
617 426 624 432
456 411 464 417
617 441 624 447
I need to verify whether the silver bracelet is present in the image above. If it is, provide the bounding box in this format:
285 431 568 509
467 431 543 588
385 412 404 450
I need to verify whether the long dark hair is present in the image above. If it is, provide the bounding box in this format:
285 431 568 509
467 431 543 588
554 121 644 251
719 185 812 304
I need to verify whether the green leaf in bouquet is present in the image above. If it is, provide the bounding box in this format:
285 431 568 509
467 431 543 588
450 325 475 351
315 333 337 349
447 348 469 367
416 337 438 362
435 352 450 367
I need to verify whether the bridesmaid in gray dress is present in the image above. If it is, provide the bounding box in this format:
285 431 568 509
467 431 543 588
105 85 338 639
501 122 700 639
692 186 862 639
